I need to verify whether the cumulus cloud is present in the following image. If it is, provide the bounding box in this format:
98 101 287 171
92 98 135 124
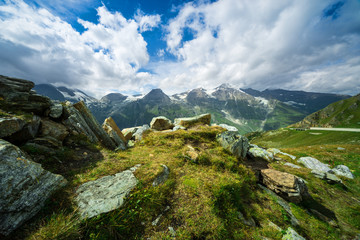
157 0 360 95
0 0 160 98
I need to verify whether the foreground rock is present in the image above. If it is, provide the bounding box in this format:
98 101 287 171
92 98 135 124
297 157 331 172
133 124 150 141
261 169 309 204
102 117 127 150
218 123 238 132
73 101 117 150
332 165 354 179
0 117 26 138
216 131 249 159
122 127 138 141
174 113 211 128
248 147 274 162
75 167 139 219
0 139 67 236
153 165 170 187
40 119 69 143
150 116 174 131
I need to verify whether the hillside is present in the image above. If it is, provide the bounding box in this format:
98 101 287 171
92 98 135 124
292 94 360 128
1 76 360 240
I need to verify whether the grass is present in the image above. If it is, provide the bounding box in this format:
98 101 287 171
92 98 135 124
5 125 360 239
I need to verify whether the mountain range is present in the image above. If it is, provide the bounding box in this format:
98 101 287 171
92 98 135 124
34 83 350 134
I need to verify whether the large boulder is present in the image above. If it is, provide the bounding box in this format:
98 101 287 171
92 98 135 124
332 165 354 179
133 124 150 141
102 117 127 142
40 119 69 142
218 123 238 132
122 127 138 141
248 147 274 162
174 113 211 128
0 117 26 138
297 157 331 172
49 102 63 119
102 117 127 150
75 166 139 219
0 139 67 236
216 131 249 159
260 169 309 204
150 116 174 131
5 115 41 144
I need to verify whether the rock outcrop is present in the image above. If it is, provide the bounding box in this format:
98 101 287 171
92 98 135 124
152 165 170 187
0 117 26 138
217 131 249 159
174 113 211 128
332 165 354 179
282 227 306 240
297 157 331 172
150 116 174 131
75 167 139 219
0 139 67 236
102 117 127 150
248 147 274 162
260 169 309 204
218 123 238 132
133 124 150 141
49 102 63 119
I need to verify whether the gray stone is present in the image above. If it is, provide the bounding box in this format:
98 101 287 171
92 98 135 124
284 163 302 169
0 117 26 138
40 119 69 142
332 165 354 179
168 226 176 237
218 123 238 132
174 113 211 128
261 169 310 204
150 116 174 131
103 120 127 150
75 167 139 219
311 170 326 179
337 147 345 151
133 124 150 141
153 165 170 187
5 115 41 144
311 170 343 185
282 227 306 240
122 127 139 141
27 136 63 149
73 101 117 149
49 103 63 118
298 157 331 172
0 139 67 236
268 221 282 231
172 125 186 131
248 147 274 162
238 212 256 226
216 131 249 159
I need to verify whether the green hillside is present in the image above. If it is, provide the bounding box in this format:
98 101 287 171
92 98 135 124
292 94 360 128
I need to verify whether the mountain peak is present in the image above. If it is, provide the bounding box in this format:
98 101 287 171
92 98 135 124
100 93 127 103
217 83 234 89
142 88 171 103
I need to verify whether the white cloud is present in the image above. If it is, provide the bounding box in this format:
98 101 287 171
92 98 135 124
0 0 159 98
156 0 360 95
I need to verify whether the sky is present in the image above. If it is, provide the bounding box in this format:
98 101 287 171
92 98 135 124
0 0 359 98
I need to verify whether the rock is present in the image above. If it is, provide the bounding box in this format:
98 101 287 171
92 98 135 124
40 119 69 142
153 165 170 187
0 139 67 236
63 102 98 143
337 147 345 151
122 127 138 141
150 116 174 131
174 113 211 128
168 226 176 237
27 136 63 149
102 117 127 150
282 227 306 240
325 173 343 184
258 184 299 226
75 167 139 219
248 147 274 162
133 124 150 141
6 115 41 144
298 157 331 172
311 170 325 179
267 148 281 155
127 140 135 148
216 131 249 159
260 169 309 204
152 206 170 226
185 145 199 162
73 101 117 150
268 221 282 231
332 165 354 179
49 103 63 118
0 117 26 138
218 123 238 132
172 125 186 131
284 163 302 169
238 212 256 226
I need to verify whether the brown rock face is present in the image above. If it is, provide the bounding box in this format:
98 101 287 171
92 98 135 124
260 169 309 203
103 117 127 143
150 116 174 131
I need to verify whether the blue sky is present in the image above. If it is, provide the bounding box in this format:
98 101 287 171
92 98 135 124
0 0 359 98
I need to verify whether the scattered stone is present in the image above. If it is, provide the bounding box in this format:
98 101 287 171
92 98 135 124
268 221 282 231
284 163 302 169
0 139 67 236
216 131 249 159
311 170 343 185
258 184 299 226
311 170 326 179
127 140 135 148
260 169 309 204
337 147 345 151
122 127 138 141
75 167 139 219
40 119 69 142
174 113 211 128
27 136 63 149
73 101 117 150
49 103 63 119
185 145 199 162
152 206 170 226
282 227 306 240
0 117 25 138
153 165 170 187
150 116 174 131
172 125 186 131
218 123 238 132
298 157 331 172
129 164 141 172
168 226 176 237
133 124 150 141
332 165 354 179
248 147 274 162
238 212 256 226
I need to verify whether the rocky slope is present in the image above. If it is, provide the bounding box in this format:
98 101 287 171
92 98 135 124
291 93 360 128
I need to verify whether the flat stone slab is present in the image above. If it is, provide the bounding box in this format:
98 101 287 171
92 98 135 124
298 157 331 172
75 168 139 219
